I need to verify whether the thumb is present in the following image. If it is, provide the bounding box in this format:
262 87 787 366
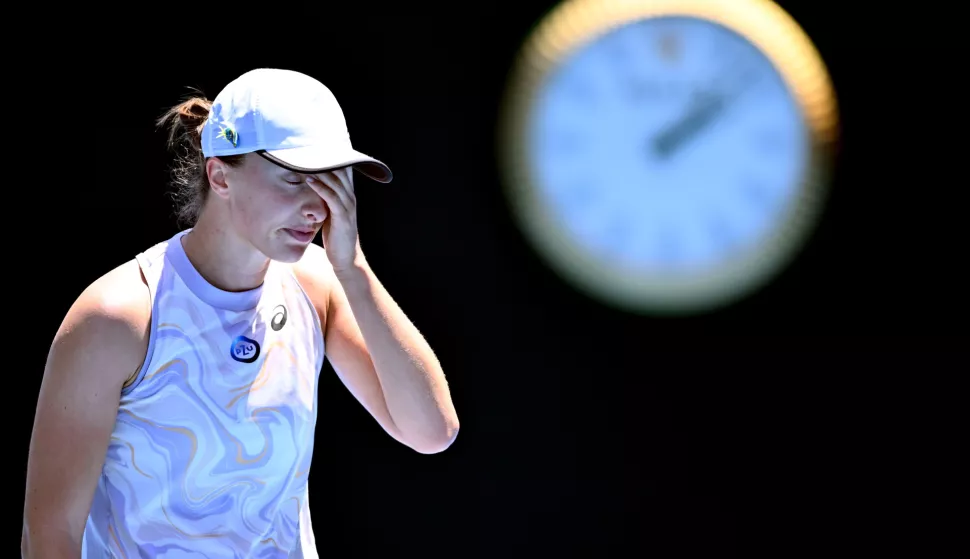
320 218 332 249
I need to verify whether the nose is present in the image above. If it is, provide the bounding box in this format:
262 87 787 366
302 194 328 223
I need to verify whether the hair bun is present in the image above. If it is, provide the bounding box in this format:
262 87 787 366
178 98 212 148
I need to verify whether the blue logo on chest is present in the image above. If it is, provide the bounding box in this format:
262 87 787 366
230 335 261 363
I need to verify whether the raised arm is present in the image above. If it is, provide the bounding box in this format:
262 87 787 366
22 260 151 559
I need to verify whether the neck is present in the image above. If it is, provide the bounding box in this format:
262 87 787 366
181 207 270 293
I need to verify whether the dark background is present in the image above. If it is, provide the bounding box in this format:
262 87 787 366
15 1 960 556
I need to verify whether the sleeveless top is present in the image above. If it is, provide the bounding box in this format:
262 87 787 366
81 230 325 558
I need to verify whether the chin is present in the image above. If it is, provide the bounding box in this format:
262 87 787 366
263 231 314 263
270 244 311 263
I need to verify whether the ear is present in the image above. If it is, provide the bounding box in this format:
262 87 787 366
206 157 232 200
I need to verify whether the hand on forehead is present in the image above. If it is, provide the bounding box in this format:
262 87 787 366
317 167 353 187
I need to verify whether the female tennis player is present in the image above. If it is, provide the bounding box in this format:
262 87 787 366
22 68 459 558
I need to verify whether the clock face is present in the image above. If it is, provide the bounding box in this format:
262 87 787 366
528 15 810 276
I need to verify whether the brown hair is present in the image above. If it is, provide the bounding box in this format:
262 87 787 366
156 93 246 227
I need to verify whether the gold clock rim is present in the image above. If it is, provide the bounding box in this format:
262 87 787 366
497 0 840 315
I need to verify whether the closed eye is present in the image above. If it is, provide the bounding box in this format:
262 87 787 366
283 174 306 186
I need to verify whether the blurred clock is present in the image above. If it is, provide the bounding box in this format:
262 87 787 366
498 0 839 314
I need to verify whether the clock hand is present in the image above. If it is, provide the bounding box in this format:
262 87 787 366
651 90 727 159
650 63 758 160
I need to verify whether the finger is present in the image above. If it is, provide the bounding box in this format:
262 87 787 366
338 167 354 197
316 172 355 209
333 169 356 201
321 167 353 199
319 172 354 210
306 176 347 216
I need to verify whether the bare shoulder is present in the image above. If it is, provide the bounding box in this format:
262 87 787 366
24 259 152 544
52 258 152 385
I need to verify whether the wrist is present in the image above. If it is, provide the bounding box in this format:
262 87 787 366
332 254 370 283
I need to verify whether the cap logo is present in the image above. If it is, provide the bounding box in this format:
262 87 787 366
216 124 239 147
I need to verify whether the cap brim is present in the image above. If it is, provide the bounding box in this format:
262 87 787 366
258 145 393 183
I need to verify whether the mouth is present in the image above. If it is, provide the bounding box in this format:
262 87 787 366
283 228 316 243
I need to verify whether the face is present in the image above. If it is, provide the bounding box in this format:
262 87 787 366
210 153 329 263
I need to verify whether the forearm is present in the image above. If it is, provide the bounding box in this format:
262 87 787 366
22 523 81 559
335 259 459 452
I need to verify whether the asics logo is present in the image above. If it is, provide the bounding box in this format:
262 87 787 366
271 304 287 331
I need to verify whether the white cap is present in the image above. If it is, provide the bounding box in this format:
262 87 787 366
201 68 392 183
